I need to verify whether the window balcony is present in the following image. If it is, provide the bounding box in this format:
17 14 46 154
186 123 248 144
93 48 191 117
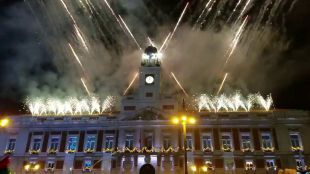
66 149 77 153
222 146 232 152
241 147 253 152
291 146 303 152
29 149 40 155
83 167 92 172
4 149 14 154
266 166 277 171
84 148 95 153
261 147 274 152
48 148 58 155
102 148 115 153
45 167 55 172
202 147 213 152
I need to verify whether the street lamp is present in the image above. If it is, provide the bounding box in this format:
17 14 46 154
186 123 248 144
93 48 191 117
191 165 209 173
24 163 40 173
172 115 196 174
0 118 9 128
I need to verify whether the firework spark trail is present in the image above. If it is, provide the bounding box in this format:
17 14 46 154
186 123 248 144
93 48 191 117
266 0 284 25
73 25 89 52
225 16 249 64
288 0 299 12
81 78 91 96
171 72 189 97
164 2 189 50
123 72 139 96
147 36 154 46
236 0 252 22
159 32 171 52
78 0 88 11
84 0 95 15
68 43 86 72
193 0 213 28
59 0 89 52
102 0 127 33
118 15 142 50
226 0 243 23
217 73 228 95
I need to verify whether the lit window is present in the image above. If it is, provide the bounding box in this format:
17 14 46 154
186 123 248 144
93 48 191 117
163 136 171 149
186 135 193 150
266 159 276 170
32 137 42 151
125 135 134 149
85 135 96 151
145 135 153 149
245 160 255 170
290 133 303 151
221 134 232 152
49 137 60 152
46 161 55 170
6 138 16 152
67 136 78 152
205 160 214 170
202 135 213 151
84 160 92 171
296 159 305 171
105 136 114 149
261 133 273 151
241 133 252 151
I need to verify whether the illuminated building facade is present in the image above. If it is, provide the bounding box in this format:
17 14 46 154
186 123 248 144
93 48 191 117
0 47 309 174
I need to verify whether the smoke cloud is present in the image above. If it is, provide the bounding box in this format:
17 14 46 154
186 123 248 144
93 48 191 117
0 0 309 112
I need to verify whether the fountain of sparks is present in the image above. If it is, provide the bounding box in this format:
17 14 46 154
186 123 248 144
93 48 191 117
27 96 116 116
196 92 273 112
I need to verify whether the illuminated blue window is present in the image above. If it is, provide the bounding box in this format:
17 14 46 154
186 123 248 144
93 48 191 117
67 136 78 151
85 136 96 150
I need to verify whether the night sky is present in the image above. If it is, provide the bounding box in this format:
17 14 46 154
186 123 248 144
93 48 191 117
0 0 309 115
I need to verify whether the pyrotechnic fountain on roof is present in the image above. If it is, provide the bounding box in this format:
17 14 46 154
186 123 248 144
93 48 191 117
196 92 273 112
26 96 115 116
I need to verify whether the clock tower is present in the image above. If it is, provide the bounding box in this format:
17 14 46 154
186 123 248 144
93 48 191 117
138 46 161 101
121 45 176 115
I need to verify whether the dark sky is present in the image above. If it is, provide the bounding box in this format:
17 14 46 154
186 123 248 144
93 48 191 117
0 0 309 115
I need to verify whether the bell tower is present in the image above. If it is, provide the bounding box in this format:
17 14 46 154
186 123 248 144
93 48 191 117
121 45 176 115
138 46 162 101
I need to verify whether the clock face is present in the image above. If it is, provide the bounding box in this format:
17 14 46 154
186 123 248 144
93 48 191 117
145 75 154 84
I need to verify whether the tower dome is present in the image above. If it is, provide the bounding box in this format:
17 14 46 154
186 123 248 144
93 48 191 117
142 45 161 67
144 45 158 55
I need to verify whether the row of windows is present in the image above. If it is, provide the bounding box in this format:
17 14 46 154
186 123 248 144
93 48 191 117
5 132 303 153
27 158 306 171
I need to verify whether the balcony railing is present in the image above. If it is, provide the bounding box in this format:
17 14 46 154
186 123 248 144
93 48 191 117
66 149 77 153
222 146 232 152
291 146 303 152
4 149 14 154
29 149 40 155
84 148 95 153
48 149 58 154
261 147 274 152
